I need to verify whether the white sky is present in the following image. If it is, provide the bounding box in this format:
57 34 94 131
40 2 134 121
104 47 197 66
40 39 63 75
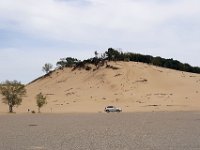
0 0 200 83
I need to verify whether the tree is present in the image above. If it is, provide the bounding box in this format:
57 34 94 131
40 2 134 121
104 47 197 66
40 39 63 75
36 92 47 113
152 57 164 66
42 63 53 74
56 57 78 68
105 48 121 61
0 80 26 113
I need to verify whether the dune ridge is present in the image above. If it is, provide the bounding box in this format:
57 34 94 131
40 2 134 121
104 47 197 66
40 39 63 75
0 61 200 113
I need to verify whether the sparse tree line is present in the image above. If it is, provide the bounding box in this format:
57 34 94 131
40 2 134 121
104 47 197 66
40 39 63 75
0 80 47 113
54 48 200 74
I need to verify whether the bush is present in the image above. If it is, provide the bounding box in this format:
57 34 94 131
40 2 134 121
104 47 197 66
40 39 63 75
85 66 92 71
56 57 79 68
106 64 119 70
36 93 47 113
42 63 53 74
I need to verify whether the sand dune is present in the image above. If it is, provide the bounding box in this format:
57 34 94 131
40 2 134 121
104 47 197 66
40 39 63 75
0 61 200 113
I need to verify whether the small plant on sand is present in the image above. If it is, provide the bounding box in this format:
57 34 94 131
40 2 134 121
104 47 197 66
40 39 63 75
0 80 26 113
85 66 92 71
36 92 47 113
42 63 53 74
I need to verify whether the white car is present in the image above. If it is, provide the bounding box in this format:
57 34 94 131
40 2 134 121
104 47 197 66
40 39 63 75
104 106 122 113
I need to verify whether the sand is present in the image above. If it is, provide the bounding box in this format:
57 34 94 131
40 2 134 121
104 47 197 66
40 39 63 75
0 61 200 113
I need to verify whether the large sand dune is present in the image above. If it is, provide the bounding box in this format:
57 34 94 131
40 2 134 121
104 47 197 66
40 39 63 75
0 61 200 113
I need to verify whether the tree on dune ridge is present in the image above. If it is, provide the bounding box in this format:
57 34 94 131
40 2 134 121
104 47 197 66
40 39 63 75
42 63 53 74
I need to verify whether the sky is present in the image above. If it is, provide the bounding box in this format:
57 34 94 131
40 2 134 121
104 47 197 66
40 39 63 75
0 0 200 83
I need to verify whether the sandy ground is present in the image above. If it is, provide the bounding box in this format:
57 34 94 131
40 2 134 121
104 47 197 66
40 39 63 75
0 112 200 150
0 61 200 113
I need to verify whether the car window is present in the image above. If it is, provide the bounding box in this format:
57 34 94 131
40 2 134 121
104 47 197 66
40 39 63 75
107 106 114 108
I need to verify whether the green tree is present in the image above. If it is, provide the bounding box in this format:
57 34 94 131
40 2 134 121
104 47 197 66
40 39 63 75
152 57 164 66
0 80 26 113
56 57 78 68
42 63 53 74
105 48 126 61
105 48 121 61
36 92 47 113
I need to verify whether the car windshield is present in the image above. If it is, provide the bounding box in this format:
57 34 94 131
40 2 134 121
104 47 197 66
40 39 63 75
107 106 114 108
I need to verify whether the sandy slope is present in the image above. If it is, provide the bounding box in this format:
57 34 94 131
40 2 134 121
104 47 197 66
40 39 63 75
0 61 200 113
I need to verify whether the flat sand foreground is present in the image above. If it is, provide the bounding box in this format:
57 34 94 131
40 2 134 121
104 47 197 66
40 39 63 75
0 112 200 150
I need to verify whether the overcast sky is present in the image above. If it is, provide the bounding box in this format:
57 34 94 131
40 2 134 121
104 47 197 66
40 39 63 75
0 0 200 83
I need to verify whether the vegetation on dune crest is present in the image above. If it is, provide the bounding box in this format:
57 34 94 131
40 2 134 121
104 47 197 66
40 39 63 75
0 80 26 113
42 63 53 74
56 48 200 74
31 48 200 85
56 57 79 69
